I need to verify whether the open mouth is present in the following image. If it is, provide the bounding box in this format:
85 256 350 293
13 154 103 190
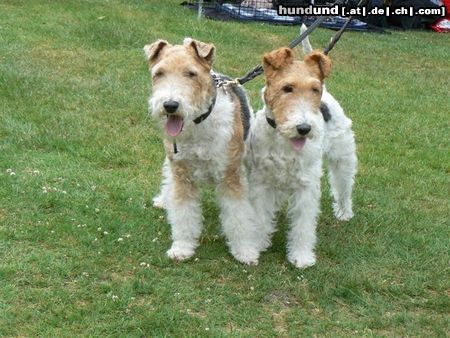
290 137 306 151
165 115 184 137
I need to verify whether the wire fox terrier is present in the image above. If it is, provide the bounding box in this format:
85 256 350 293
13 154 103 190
247 41 357 268
144 38 265 265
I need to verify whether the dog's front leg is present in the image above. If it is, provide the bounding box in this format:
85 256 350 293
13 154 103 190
217 167 262 265
165 160 202 261
248 182 278 252
287 175 321 269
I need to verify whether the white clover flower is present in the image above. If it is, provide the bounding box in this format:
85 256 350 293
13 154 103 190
117 237 123 242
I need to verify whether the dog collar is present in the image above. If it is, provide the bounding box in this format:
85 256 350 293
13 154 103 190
266 116 277 129
173 87 217 154
192 95 216 125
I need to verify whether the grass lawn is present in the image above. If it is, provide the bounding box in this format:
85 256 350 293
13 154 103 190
1 0 449 336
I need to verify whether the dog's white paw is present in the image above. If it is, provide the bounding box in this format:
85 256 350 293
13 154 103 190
231 247 260 266
153 194 166 209
166 242 196 261
288 251 316 269
333 203 353 221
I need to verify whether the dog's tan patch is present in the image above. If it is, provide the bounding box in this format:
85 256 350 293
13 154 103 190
162 140 197 203
262 47 332 126
170 158 198 203
222 90 245 199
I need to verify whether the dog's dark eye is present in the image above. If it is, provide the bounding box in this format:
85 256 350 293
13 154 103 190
311 86 321 94
153 70 164 78
186 70 198 78
282 85 293 93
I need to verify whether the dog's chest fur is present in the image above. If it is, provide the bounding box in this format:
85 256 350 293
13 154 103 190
247 112 323 189
167 91 237 183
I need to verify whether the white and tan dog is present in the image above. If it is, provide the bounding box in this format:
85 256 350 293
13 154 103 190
247 43 356 268
144 38 265 265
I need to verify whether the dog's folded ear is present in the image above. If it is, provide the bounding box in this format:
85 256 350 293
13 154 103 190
184 37 215 67
143 40 170 66
304 51 332 81
263 47 294 71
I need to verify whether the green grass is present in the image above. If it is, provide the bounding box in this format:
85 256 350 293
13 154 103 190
1 0 449 336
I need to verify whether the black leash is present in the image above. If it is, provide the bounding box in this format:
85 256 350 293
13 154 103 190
232 15 330 87
323 0 366 55
225 0 351 87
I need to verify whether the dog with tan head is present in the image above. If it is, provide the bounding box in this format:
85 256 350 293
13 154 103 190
144 38 266 265
247 47 331 268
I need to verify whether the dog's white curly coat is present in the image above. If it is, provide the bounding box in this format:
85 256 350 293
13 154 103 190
246 28 357 268
148 38 265 265
154 90 264 264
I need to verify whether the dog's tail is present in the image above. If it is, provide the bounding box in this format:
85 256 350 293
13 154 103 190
300 24 313 55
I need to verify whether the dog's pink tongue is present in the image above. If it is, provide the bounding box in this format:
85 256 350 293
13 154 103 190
291 137 306 151
165 115 183 137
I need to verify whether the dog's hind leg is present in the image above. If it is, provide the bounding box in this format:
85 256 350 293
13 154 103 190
165 160 203 261
248 183 278 252
326 132 357 221
217 167 265 265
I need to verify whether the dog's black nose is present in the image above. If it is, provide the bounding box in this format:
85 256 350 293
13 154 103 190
163 100 179 114
296 123 311 135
